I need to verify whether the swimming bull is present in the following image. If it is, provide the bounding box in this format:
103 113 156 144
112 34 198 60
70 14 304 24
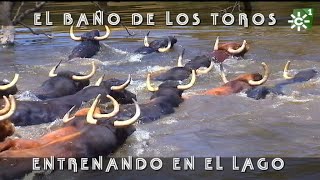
0 74 19 97
186 62 269 97
134 31 177 54
68 25 111 60
0 95 16 142
112 70 196 123
209 37 249 63
5 75 135 126
246 61 318 100
151 49 215 81
34 61 96 100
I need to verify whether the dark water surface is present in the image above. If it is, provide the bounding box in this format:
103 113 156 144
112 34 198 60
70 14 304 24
1 1 320 178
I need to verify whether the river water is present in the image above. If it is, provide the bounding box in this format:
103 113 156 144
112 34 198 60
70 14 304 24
1 1 320 178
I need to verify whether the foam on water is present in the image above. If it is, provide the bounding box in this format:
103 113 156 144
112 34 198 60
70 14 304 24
16 91 41 101
128 129 151 156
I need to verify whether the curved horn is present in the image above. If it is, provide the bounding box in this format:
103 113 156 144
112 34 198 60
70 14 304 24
219 63 229 84
48 60 63 77
94 25 111 41
0 96 10 115
0 95 16 121
95 74 105 86
93 95 120 119
283 60 294 80
177 70 196 90
213 36 219 51
72 62 96 81
113 98 140 127
110 74 132 91
62 106 76 123
248 62 270 86
158 37 172 53
69 25 82 41
227 40 247 54
146 73 159 92
86 94 102 125
0 74 19 91
177 49 185 67
196 61 215 74
144 31 150 47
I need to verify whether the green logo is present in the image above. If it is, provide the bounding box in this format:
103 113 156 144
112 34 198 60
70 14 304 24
288 8 314 31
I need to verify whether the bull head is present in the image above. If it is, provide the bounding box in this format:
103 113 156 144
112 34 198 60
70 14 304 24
0 95 16 121
143 31 172 52
219 62 270 86
146 70 196 92
70 25 111 41
86 94 140 127
49 61 96 81
0 74 19 91
177 49 214 74
213 36 247 54
94 74 132 91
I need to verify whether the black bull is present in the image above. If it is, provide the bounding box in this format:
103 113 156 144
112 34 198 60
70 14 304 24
246 61 318 100
68 25 111 60
6 76 136 126
134 32 177 54
34 61 96 100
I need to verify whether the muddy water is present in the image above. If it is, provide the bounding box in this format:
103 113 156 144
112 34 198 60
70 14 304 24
1 1 320 164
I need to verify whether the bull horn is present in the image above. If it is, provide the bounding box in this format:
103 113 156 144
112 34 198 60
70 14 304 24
95 74 105 86
158 37 172 53
219 63 229 84
110 74 132 91
48 60 63 77
227 40 247 54
0 74 19 90
283 60 294 80
69 25 82 41
0 95 16 121
93 95 120 119
196 61 215 74
62 106 76 123
213 36 219 51
146 73 159 92
0 96 10 115
177 49 185 67
144 31 150 47
94 25 111 41
72 62 96 81
86 94 102 125
113 98 140 127
177 70 196 90
248 62 270 86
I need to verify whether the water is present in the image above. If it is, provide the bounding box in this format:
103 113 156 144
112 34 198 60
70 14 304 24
1 2 320 178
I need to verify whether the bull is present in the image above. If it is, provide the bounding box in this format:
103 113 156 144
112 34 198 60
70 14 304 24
134 31 177 54
34 60 96 100
0 74 19 97
187 62 269 96
112 70 196 123
209 37 249 63
68 25 111 60
151 49 215 81
4 75 135 126
246 61 318 100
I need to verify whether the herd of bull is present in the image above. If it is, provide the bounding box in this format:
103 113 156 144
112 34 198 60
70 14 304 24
0 25 318 162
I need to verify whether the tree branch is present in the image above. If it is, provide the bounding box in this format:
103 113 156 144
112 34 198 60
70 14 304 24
91 1 135 36
18 21 53 38
12 1 47 25
12 1 25 23
219 1 242 15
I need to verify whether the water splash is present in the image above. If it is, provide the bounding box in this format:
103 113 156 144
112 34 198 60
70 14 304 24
16 91 41 101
